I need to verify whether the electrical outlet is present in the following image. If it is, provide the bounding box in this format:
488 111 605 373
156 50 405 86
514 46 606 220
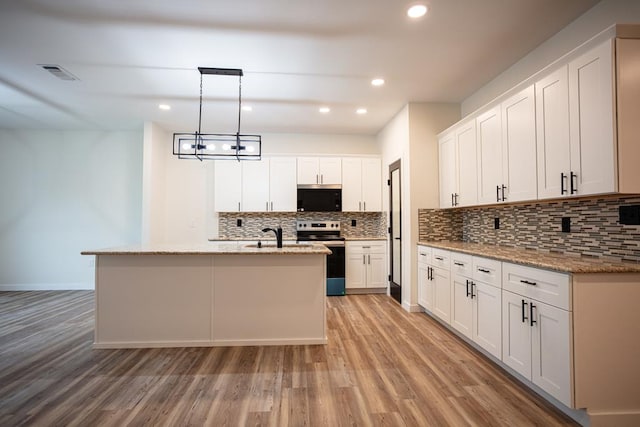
494 218 500 229
561 217 571 233
351 219 357 227
620 205 640 225
236 219 242 227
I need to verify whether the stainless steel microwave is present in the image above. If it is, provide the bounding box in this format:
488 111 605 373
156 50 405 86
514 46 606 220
297 185 342 212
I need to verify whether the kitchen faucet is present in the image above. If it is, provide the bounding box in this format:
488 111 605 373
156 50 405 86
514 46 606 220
262 227 283 248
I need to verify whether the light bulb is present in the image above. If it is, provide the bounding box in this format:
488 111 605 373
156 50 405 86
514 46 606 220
222 144 231 151
407 4 427 18
356 108 367 115
206 144 216 151
246 146 255 153
319 107 330 114
182 143 192 150
371 78 385 87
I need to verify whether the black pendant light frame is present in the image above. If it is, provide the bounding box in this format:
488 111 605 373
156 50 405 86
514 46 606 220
172 67 261 161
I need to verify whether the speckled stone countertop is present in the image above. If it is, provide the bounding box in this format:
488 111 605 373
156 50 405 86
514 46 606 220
417 241 640 274
345 237 387 241
82 242 331 256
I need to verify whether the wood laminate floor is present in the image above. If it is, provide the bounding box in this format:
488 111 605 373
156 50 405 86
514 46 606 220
0 291 578 426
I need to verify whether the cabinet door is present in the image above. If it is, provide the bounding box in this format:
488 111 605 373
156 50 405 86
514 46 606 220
214 161 242 212
501 85 538 203
473 281 502 359
450 274 473 339
476 107 503 204
456 121 478 207
345 246 366 289
269 157 297 211
502 290 532 379
366 252 387 288
569 40 616 195
342 158 362 211
432 267 451 324
361 158 382 211
297 157 319 185
531 301 572 407
241 160 270 212
418 264 432 310
536 67 571 199
438 132 457 208
319 157 342 185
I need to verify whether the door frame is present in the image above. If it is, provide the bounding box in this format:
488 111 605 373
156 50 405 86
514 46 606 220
388 159 401 304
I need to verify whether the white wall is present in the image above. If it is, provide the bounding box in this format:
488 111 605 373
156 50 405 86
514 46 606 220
463 0 640 115
0 129 143 290
261 133 378 155
378 103 459 311
142 122 167 244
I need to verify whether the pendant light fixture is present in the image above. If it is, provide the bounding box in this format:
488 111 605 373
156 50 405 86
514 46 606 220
173 67 261 161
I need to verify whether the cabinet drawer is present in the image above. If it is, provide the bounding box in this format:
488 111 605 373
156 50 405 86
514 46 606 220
417 245 431 265
431 249 451 270
503 263 571 310
363 242 386 254
473 257 502 288
451 252 473 277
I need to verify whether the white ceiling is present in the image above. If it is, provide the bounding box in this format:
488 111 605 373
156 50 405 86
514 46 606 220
0 0 599 135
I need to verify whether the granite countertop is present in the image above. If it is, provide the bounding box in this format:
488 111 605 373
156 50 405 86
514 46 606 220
82 242 332 256
417 241 640 274
345 237 387 241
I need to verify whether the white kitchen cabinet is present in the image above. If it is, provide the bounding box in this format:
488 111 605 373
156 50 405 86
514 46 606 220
297 157 342 185
501 85 537 202
502 263 572 407
536 66 571 199
214 161 242 212
269 157 297 211
438 121 477 208
342 157 382 212
568 40 616 196
429 249 451 323
417 246 433 310
346 241 386 290
472 281 502 359
242 157 297 212
438 131 456 208
451 272 473 338
476 106 503 204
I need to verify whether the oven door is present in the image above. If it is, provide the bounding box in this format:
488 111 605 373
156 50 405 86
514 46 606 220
325 244 345 296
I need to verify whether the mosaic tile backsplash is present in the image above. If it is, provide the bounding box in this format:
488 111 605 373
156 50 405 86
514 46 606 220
419 196 640 263
218 211 387 240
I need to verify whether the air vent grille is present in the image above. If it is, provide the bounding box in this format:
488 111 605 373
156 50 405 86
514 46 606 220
39 64 79 81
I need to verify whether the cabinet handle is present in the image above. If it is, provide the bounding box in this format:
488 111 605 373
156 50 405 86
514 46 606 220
266 201 269 211
478 268 490 274
501 185 507 201
238 202 241 212
420 253 427 257
570 171 577 194
270 201 273 211
454 193 459 206
530 303 537 327
368 255 371 264
435 256 444 261
466 279 470 297
470 282 476 299
454 262 465 267
496 185 500 202
363 201 366 211
359 201 362 211
321 174 324 184
520 279 537 286
452 193 455 207
522 299 528 323
561 172 567 195
428 267 433 281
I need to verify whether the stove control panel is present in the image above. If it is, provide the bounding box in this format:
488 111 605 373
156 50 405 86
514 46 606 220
296 220 341 231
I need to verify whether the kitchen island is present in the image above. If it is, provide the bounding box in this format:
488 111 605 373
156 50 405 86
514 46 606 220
82 242 331 349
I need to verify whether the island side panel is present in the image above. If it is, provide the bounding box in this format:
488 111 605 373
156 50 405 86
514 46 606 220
95 254 213 348
212 254 327 345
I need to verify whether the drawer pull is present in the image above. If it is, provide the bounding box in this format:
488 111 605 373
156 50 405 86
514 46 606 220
454 262 465 267
520 279 537 286
470 282 476 299
419 253 427 257
466 280 470 297
435 256 444 261
477 268 490 273
522 299 528 323
530 303 537 327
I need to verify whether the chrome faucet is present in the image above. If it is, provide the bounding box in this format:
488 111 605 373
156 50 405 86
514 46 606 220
262 227 283 248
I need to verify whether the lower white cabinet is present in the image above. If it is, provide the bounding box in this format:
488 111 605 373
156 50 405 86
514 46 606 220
502 263 572 407
417 246 433 310
432 266 451 323
346 241 386 290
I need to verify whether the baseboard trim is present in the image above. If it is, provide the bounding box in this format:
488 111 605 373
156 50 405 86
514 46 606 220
0 283 94 291
93 336 328 349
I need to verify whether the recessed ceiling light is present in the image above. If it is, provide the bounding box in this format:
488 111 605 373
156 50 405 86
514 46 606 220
319 107 331 114
158 104 171 110
371 78 385 87
242 105 252 112
407 4 428 18
356 108 367 115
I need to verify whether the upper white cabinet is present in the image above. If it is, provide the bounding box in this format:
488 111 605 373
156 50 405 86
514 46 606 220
476 106 503 204
297 157 342 185
439 120 478 208
216 157 297 212
441 34 640 207
536 67 571 199
501 85 537 203
342 157 382 212
214 161 242 212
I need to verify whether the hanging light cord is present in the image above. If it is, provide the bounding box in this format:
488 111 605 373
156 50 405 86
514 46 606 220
197 72 203 137
237 74 242 135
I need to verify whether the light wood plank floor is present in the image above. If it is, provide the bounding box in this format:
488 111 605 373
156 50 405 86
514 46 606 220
0 291 577 426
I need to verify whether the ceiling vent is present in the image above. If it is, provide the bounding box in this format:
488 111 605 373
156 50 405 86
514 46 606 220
39 64 79 81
